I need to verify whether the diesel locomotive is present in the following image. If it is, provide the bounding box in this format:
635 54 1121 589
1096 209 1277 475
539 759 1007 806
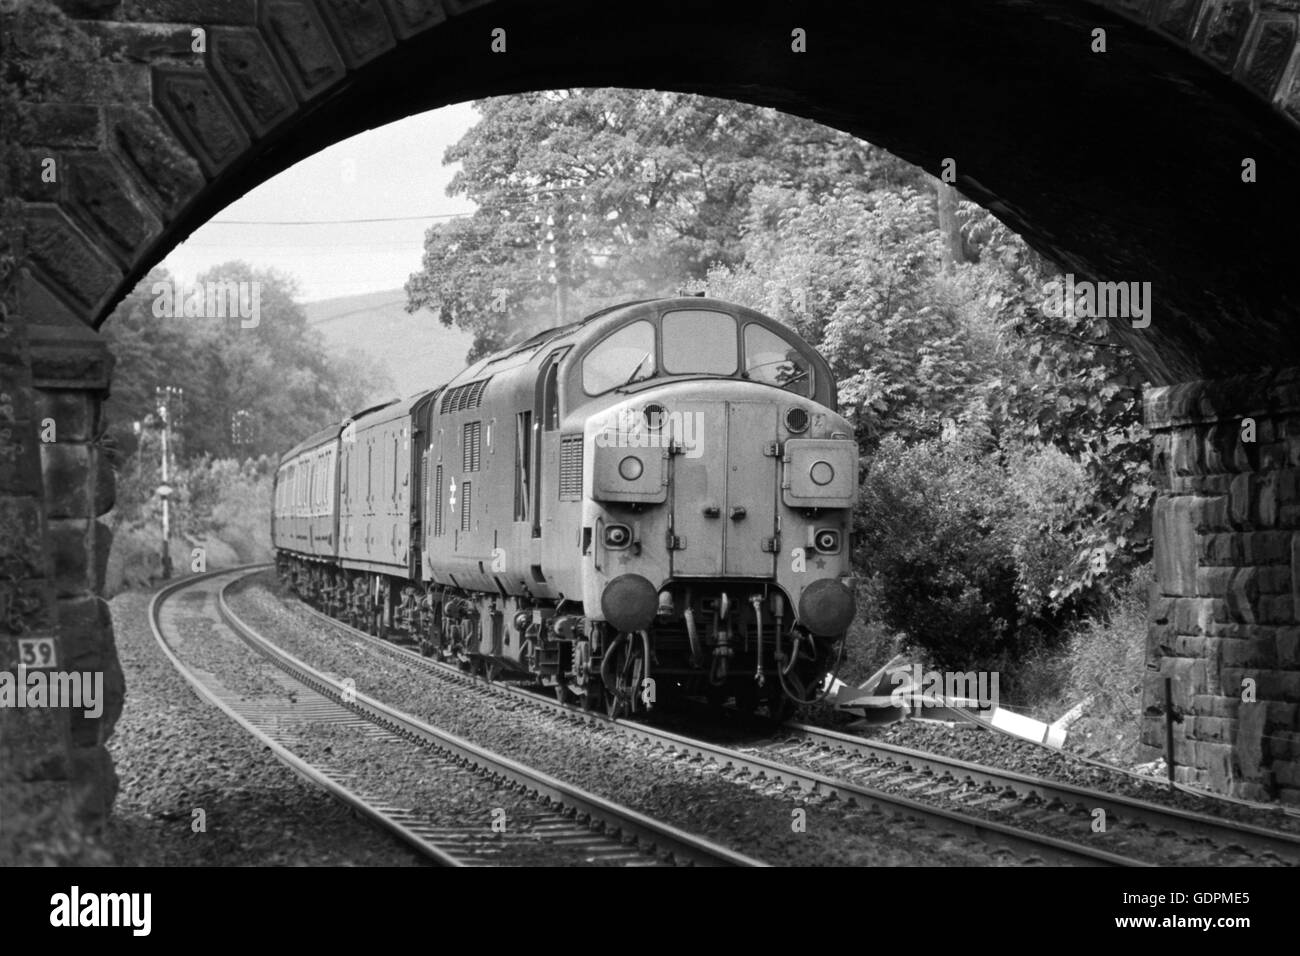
272 297 858 719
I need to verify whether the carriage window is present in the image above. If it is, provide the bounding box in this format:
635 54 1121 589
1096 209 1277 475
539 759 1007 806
319 450 330 509
662 310 737 374
743 324 812 397
583 320 656 395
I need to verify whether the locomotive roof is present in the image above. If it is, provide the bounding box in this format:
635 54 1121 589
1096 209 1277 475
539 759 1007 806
278 420 344 464
440 296 754 387
280 295 827 465
347 387 438 428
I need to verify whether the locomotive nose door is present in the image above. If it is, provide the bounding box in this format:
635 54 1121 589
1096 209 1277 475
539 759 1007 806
722 402 778 577
668 402 727 577
669 401 777 578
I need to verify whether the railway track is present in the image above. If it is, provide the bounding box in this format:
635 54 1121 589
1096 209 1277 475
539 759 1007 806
251 567 1300 866
237 571 1222 866
150 567 764 867
764 723 1300 866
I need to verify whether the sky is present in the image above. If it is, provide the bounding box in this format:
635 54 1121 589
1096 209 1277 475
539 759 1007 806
159 102 480 303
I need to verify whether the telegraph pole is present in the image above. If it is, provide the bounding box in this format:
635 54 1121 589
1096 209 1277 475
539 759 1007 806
534 187 571 326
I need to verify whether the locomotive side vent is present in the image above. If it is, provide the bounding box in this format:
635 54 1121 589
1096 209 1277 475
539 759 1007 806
433 464 444 537
440 376 492 414
462 421 482 472
559 435 583 500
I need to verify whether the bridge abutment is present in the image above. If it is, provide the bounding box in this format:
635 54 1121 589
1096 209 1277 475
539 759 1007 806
1145 369 1300 802
0 206 121 859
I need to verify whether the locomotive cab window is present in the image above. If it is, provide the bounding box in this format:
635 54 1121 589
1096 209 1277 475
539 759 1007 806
743 324 812 397
543 360 561 430
583 320 656 395
514 411 532 522
662 310 737 374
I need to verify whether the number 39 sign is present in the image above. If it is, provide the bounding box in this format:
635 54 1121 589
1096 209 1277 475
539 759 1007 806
17 637 57 668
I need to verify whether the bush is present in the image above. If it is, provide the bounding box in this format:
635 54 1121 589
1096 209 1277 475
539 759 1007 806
1063 563 1151 720
855 432 1020 671
855 430 1100 681
180 456 274 563
106 454 274 593
1002 441 1092 617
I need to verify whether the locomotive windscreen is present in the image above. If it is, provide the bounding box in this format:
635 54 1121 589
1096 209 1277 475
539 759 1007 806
662 310 737 374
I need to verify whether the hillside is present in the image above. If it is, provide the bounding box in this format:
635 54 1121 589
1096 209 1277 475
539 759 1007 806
301 289 477 397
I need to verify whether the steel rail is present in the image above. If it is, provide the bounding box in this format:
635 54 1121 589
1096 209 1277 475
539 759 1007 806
213 570 764 867
778 722 1300 865
148 566 462 866
267 580 1150 865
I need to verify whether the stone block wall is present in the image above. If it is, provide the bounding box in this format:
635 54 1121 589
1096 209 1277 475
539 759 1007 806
1144 367 1300 802
0 203 121 861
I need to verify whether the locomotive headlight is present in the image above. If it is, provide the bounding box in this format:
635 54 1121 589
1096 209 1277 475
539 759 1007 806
814 528 841 553
809 460 835 486
604 523 632 548
618 455 644 481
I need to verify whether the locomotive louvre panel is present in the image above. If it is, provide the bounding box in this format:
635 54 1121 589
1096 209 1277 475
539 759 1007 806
440 376 492 414
460 480 472 532
559 435 583 500
462 420 482 472
421 450 429 526
433 464 444 537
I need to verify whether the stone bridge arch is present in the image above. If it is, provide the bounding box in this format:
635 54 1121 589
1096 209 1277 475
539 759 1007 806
3 0 1300 841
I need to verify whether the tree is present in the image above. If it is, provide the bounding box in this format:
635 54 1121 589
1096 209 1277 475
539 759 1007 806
708 184 991 445
102 263 394 463
406 89 918 359
708 184 1153 608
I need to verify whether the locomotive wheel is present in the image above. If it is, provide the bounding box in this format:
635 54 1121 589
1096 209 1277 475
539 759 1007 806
629 654 645 715
606 693 625 719
604 642 631 720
